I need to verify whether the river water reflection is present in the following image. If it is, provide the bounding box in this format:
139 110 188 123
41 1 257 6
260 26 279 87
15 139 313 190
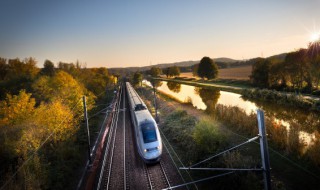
144 80 320 155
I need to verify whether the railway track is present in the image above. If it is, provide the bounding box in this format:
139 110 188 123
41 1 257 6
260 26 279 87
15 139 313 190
145 161 171 190
97 85 126 190
94 84 185 190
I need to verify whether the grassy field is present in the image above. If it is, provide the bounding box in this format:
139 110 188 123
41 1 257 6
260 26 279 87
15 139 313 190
179 65 252 80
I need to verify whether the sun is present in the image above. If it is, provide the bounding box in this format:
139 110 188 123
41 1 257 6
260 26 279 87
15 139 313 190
310 33 320 43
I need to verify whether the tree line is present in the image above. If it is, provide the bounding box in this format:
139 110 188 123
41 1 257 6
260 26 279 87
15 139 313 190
130 56 219 87
0 57 116 189
130 65 181 87
250 41 320 93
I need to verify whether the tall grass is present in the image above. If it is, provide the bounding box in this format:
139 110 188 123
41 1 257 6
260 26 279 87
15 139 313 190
160 109 264 189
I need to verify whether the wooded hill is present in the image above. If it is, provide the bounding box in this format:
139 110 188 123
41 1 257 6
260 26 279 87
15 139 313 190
108 53 287 75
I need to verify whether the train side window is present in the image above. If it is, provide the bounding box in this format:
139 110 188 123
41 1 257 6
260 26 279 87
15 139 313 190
141 123 157 143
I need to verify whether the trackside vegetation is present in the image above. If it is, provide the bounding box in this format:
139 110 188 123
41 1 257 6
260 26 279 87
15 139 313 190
137 87 267 189
242 88 320 111
0 57 116 189
138 84 320 189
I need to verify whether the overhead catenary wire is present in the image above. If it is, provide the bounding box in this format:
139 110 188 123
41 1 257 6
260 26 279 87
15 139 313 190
160 136 189 190
161 172 234 190
96 84 122 189
159 129 198 190
213 118 320 180
188 136 260 168
77 92 118 190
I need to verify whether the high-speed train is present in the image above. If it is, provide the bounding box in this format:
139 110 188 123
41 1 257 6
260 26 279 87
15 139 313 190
126 82 162 163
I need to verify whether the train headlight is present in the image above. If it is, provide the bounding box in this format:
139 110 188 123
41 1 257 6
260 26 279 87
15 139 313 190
144 149 147 152
157 146 160 149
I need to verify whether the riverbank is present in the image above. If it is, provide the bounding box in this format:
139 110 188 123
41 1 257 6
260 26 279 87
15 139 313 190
138 85 320 190
153 77 320 111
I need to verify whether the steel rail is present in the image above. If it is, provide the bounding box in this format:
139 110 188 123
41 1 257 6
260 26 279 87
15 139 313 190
160 162 171 189
96 84 122 189
105 85 123 189
161 139 190 190
123 85 127 190
144 164 154 190
159 128 197 190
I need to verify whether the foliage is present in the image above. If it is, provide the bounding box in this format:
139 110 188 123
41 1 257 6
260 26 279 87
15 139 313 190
242 88 316 110
192 119 224 154
169 66 180 77
42 59 55 76
162 110 199 164
0 90 35 127
197 56 219 80
0 58 40 99
0 56 115 189
192 64 199 77
250 58 271 88
163 66 180 78
132 71 143 86
149 66 162 77
33 70 96 116
249 43 320 93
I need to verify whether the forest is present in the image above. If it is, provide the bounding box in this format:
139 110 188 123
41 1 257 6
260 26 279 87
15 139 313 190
250 41 320 93
0 58 116 189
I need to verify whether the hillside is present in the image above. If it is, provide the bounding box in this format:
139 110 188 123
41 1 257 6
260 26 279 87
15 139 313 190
108 53 287 75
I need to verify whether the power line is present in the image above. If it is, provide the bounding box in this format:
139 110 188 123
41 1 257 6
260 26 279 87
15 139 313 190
159 128 198 190
188 136 260 168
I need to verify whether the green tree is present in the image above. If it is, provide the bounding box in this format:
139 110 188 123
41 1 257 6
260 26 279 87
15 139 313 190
192 119 223 154
24 57 40 79
250 58 271 88
197 57 218 80
163 67 170 78
42 59 55 76
308 41 320 89
168 66 180 77
284 49 311 91
269 60 288 89
0 57 8 80
149 66 162 77
192 64 199 77
132 72 143 86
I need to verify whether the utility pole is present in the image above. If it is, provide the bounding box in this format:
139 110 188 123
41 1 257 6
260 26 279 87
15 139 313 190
152 79 159 123
83 96 91 164
257 110 271 190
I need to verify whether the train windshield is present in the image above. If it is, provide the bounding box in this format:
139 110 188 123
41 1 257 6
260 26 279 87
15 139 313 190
141 123 157 143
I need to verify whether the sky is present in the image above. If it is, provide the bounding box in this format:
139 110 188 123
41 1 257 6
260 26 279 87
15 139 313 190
1 0 320 68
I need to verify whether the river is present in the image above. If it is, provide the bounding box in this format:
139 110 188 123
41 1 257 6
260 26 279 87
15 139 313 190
144 80 320 156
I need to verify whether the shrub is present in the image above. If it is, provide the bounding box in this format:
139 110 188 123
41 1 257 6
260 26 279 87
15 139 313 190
193 119 224 154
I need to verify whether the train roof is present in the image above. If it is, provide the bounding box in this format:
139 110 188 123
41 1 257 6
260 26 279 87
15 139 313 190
126 82 147 111
135 110 156 124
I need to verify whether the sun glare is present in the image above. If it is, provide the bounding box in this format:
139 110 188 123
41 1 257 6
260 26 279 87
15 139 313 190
310 33 320 43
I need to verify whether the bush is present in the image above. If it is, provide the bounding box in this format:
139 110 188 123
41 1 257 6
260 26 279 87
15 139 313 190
193 119 224 154
242 88 317 110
